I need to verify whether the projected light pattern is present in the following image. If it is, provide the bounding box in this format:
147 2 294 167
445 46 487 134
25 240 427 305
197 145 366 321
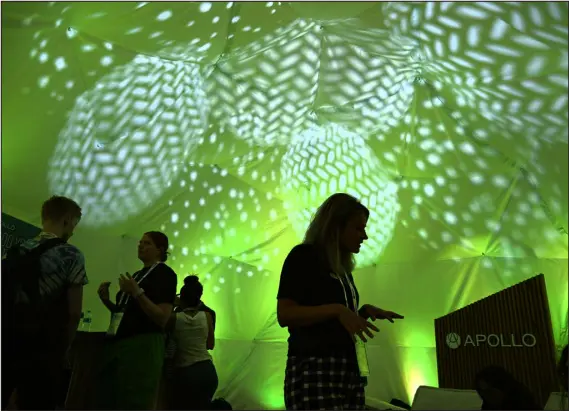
471 173 565 252
520 144 568 238
164 246 270 295
316 22 418 134
158 162 287 286
280 124 400 267
368 86 521 252
3 2 569 410
48 54 208 226
24 13 119 112
382 1 569 146
209 19 420 147
209 19 321 147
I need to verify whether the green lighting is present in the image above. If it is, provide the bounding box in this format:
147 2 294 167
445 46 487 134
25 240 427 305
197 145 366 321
2 1 567 409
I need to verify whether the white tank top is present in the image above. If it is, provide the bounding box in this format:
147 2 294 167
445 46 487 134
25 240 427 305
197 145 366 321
173 310 212 368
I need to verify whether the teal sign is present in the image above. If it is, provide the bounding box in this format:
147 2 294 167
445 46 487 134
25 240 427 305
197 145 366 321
1 213 41 257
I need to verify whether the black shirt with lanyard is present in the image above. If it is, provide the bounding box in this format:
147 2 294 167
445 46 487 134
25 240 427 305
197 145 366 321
333 271 370 377
107 262 177 340
277 244 371 376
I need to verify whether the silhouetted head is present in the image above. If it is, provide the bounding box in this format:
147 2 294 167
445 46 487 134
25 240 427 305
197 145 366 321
179 275 203 308
475 365 538 410
303 193 369 275
138 231 169 266
41 196 82 241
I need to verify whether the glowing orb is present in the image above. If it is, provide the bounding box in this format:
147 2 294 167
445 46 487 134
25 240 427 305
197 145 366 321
210 19 415 146
288 2 376 20
381 1 568 144
316 26 417 135
209 19 319 147
280 124 400 267
48 54 208 226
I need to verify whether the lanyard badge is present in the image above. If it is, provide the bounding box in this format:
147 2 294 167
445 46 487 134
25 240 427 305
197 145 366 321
336 273 370 377
106 312 124 336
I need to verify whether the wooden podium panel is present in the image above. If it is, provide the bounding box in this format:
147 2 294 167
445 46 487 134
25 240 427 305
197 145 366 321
65 331 107 410
65 332 163 410
435 274 558 407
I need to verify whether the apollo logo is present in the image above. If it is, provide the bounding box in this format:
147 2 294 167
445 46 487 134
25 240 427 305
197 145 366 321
445 332 536 349
446 333 461 349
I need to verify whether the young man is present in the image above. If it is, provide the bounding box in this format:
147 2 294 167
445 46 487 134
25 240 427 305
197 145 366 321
2 196 88 410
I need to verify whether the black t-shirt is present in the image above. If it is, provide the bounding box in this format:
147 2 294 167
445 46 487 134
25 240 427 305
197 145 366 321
277 243 359 360
114 263 177 340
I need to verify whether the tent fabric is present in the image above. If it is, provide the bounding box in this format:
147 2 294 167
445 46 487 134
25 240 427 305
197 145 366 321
2 2 567 408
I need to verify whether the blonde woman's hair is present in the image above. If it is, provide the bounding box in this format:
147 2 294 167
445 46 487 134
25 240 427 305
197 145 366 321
303 193 369 276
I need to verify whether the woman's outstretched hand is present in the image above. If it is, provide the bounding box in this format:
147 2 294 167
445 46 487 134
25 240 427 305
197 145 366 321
361 304 404 323
119 273 141 296
338 305 379 342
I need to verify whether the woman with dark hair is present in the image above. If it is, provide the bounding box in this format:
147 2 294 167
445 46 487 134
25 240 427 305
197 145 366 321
95 231 178 410
475 365 541 410
167 275 218 410
277 193 404 410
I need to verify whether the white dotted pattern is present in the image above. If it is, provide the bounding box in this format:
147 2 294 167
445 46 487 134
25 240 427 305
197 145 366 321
280 124 400 267
48 54 208 226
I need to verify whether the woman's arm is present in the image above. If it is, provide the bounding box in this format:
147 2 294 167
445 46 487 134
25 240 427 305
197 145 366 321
165 312 177 333
205 312 215 350
277 299 346 328
101 298 118 313
134 293 172 329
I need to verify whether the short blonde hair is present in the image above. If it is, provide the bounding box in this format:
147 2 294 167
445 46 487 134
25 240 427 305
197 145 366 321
41 196 82 223
303 193 369 275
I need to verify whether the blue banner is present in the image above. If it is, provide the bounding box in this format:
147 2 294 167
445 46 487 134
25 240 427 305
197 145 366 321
1 213 41 257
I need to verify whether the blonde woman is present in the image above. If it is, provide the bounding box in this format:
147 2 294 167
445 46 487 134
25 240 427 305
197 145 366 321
277 193 404 410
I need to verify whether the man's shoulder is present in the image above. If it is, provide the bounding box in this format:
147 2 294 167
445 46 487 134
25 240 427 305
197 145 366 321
53 243 85 263
22 238 84 261
16 239 87 284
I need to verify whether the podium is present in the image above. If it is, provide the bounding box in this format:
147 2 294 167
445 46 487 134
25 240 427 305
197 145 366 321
65 331 107 410
434 274 558 407
65 331 163 410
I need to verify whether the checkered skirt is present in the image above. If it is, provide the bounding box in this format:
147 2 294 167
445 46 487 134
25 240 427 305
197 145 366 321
284 355 366 410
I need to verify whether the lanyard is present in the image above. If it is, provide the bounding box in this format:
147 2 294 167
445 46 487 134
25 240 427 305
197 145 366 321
118 262 161 306
335 272 369 377
334 272 358 313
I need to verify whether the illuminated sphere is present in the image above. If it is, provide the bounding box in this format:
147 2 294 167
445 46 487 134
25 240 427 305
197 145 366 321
48 54 208 226
280 124 400 267
317 31 416 135
381 1 568 144
208 20 321 147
